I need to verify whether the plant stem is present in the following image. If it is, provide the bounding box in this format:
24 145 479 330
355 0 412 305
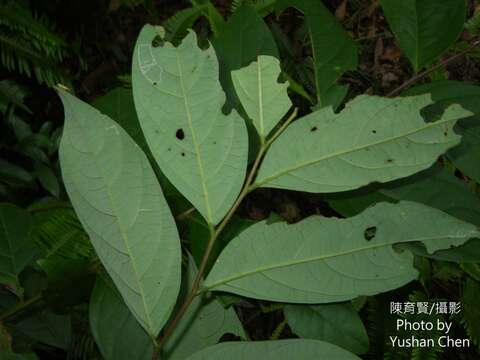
0 294 42 321
151 108 298 359
387 39 480 97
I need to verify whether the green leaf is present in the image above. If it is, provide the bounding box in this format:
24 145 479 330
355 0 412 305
276 0 357 109
90 256 243 360
0 159 33 185
13 309 71 349
93 87 148 152
34 162 59 197
185 339 360 359
32 205 94 261
58 90 181 336
212 4 279 114
90 275 154 360
186 213 255 274
1 324 38 360
0 79 32 114
232 55 291 140
329 165 480 225
162 255 244 359
284 303 369 354
405 81 480 183
255 94 471 193
132 25 248 225
329 165 480 263
401 238 480 263
204 201 479 303
0 203 36 286
380 0 466 71
93 87 192 218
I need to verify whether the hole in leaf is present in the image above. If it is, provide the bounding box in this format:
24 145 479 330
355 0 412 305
151 35 164 47
153 82 157 85
372 130 377 134
364 226 377 241
181 152 185 157
386 158 393 163
310 126 318 132
176 129 185 140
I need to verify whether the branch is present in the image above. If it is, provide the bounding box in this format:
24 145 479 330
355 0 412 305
151 108 298 359
387 40 480 98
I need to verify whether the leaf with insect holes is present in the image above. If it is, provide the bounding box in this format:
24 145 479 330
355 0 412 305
204 201 480 303
232 55 291 140
254 94 471 193
405 81 480 184
58 90 181 337
132 25 248 225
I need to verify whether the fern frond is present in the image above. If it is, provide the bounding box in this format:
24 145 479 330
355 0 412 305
230 0 276 17
0 1 68 57
0 0 74 86
163 1 225 42
230 0 243 13
461 279 480 347
32 205 94 261
163 5 207 44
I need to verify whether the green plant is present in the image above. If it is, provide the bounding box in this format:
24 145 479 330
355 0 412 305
1 1 480 359
0 0 84 86
0 79 62 200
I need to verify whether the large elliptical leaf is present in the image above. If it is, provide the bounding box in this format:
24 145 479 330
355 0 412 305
132 25 248 225
0 203 36 287
204 201 479 303
58 90 181 336
186 339 360 360
276 0 357 109
232 55 291 141
255 94 471 193
380 0 466 71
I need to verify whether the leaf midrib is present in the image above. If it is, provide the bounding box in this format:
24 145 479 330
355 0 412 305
175 51 213 224
257 57 265 138
205 233 473 290
256 115 457 187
